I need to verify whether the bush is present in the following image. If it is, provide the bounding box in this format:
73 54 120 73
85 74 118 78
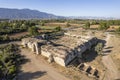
55 26 61 31
84 22 90 29
28 26 39 36
98 22 110 30
95 43 103 55
0 34 10 42
0 44 23 79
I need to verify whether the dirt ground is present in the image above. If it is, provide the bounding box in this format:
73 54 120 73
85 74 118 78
17 48 96 80
45 22 82 27
8 30 120 80
90 25 99 29
102 33 120 80
15 31 106 80
17 48 71 80
85 31 120 80
9 32 29 38
90 25 119 31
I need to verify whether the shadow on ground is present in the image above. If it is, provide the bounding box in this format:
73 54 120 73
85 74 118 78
17 52 47 80
102 46 113 55
81 39 107 63
69 39 107 66
18 54 31 65
17 71 47 80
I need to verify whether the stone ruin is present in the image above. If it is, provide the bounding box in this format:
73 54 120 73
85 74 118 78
78 63 99 78
21 30 98 67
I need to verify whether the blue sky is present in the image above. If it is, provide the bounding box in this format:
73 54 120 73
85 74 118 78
0 0 120 17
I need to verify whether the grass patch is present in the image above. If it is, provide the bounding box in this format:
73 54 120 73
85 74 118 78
38 26 57 30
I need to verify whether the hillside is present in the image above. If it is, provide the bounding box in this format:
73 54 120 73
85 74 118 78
0 8 62 19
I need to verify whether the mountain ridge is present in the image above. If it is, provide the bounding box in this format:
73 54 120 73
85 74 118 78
0 8 63 19
0 8 119 20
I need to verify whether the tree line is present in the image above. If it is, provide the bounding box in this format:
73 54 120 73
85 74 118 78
84 20 120 31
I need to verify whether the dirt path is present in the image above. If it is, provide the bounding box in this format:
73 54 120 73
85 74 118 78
102 55 119 80
17 48 71 80
102 33 120 80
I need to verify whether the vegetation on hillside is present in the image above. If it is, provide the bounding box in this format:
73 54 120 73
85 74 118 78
0 44 24 80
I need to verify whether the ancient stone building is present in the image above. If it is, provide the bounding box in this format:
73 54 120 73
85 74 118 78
22 31 98 67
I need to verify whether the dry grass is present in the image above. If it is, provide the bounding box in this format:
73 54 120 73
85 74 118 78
110 25 119 29
90 25 120 31
90 25 99 29
45 22 83 27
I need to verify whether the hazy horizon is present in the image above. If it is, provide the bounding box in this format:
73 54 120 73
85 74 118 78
0 0 120 18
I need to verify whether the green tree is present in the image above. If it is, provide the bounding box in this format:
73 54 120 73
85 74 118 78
84 22 90 29
40 22 45 26
92 21 99 25
28 26 39 36
99 22 110 30
3 34 10 41
55 26 61 31
95 43 103 55
0 44 22 79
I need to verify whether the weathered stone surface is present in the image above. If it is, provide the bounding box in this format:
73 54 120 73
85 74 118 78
21 30 98 67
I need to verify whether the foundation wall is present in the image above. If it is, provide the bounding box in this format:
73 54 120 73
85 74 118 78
41 50 52 58
54 56 65 66
41 50 65 66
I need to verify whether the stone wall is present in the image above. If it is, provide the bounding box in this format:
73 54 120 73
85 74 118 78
64 37 98 66
21 36 98 67
22 38 41 54
41 50 52 58
53 56 65 66
41 50 65 66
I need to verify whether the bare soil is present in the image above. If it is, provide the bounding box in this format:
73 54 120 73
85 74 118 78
17 48 96 80
17 48 71 80
45 22 82 27
9 32 29 38
9 30 120 80
102 33 120 80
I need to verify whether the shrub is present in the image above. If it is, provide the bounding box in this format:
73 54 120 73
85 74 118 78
0 44 23 79
98 22 110 30
55 26 61 31
28 26 39 36
84 22 90 29
95 43 103 55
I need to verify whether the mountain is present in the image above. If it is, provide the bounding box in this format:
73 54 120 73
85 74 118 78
0 8 63 19
0 8 118 20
